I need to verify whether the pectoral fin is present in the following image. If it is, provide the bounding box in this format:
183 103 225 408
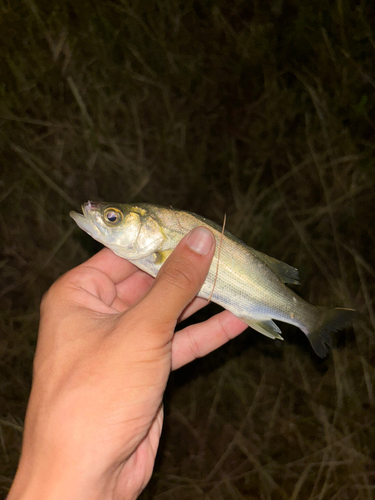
152 249 173 265
250 249 300 285
240 317 284 340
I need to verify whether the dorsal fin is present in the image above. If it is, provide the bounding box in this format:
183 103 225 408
250 249 300 285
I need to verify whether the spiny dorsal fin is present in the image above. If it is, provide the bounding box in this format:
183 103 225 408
250 249 300 285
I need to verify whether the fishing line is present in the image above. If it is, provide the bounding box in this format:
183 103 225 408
208 213 226 302
170 205 184 232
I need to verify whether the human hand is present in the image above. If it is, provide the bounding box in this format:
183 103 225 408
8 227 248 500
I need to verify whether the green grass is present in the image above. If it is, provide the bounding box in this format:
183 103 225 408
1 0 375 498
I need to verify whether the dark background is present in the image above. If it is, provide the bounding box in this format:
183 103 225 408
1 1 374 498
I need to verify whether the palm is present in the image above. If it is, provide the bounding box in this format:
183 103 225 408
9 240 249 500
75 249 247 498
96 264 168 495
115 408 164 498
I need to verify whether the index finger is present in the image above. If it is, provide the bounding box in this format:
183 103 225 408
80 247 139 283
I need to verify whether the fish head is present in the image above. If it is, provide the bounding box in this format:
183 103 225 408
70 201 165 259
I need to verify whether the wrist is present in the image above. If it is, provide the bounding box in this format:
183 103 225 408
8 387 144 500
8 449 112 500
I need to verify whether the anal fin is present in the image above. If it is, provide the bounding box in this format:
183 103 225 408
240 317 284 340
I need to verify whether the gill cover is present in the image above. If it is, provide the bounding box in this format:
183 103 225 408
100 206 165 260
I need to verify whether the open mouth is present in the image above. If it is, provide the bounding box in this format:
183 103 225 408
70 201 95 222
70 208 87 223
70 202 104 239
69 207 93 234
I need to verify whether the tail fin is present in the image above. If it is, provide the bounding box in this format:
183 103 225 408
307 308 356 358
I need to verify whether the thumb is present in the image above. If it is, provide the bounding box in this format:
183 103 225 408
139 226 215 331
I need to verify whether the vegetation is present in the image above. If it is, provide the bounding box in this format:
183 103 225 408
1 0 374 498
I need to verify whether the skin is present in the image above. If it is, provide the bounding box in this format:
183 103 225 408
7 227 248 500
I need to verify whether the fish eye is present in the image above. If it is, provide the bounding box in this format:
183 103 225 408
103 207 123 226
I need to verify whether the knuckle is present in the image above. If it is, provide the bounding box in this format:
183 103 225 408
162 259 196 291
40 289 50 314
39 269 78 311
187 329 202 360
39 282 63 317
217 313 231 340
40 276 65 309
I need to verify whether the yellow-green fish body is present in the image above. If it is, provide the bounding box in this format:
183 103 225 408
70 202 355 357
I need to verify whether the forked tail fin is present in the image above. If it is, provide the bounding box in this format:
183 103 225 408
307 307 357 357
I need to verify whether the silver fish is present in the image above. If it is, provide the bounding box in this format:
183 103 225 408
70 201 355 357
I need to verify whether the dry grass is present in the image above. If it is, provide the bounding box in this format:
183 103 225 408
1 0 375 498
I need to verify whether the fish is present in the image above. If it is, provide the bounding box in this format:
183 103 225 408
70 201 356 357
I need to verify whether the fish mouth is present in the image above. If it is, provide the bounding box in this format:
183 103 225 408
70 201 102 238
70 209 91 232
